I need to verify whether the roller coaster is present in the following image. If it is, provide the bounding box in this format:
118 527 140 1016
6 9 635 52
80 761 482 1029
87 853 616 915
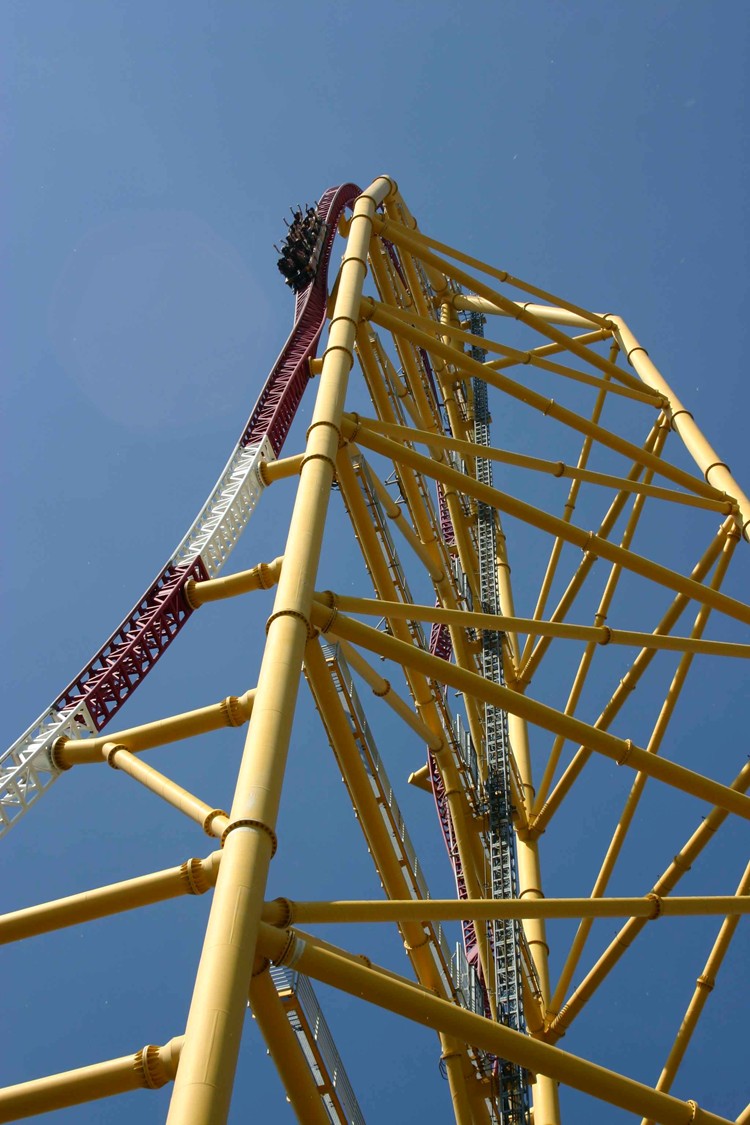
1 176 748 1124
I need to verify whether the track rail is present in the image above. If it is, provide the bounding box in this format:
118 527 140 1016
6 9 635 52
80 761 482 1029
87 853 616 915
1 182 361 836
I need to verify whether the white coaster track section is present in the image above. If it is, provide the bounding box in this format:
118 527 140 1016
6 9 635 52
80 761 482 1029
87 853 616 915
0 437 273 837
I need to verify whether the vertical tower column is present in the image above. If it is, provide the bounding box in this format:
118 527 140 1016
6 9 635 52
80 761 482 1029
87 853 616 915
166 176 394 1125
496 540 561 1125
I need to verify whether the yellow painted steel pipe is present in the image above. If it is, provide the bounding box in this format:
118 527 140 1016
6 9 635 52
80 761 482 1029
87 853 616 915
321 591 750 659
532 526 738 833
248 969 331 1125
372 214 612 332
334 445 485 758
165 175 396 1125
185 556 283 607
547 531 738 1016
102 743 229 837
336 638 444 752
303 641 480 1114
489 506 557 1121
546 761 750 1043
257 453 305 484
364 298 724 503
0 852 221 944
256 922 734 1125
485 327 612 371
453 293 606 330
641 859 750 1125
329 458 497 1011
520 362 652 675
350 446 446 579
407 763 433 792
345 417 750 627
262 895 750 925
55 690 256 766
303 641 453 994
353 326 449 552
612 316 750 540
530 440 662 820
531 515 728 818
372 216 658 400
346 355 488 760
349 413 732 514
439 1038 476 1125
312 602 750 821
367 249 443 437
358 319 483 609
383 189 450 297
366 295 654 406
0 1037 183 1122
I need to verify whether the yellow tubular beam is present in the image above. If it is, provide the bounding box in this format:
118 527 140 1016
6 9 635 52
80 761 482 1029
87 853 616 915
383 190 449 294
408 763 432 792
439 1038 476 1125
320 592 750 659
374 336 427 431
641 859 750 1125
303 642 451 990
55 690 256 766
547 530 738 1014
439 303 476 481
736 1106 750 1125
185 556 283 607
0 1038 183 1122
533 527 738 832
456 294 607 331
372 217 612 332
102 743 229 837
531 442 661 815
372 217 658 398
495 518 521 679
413 302 483 607
490 332 614 374
257 453 305 484
350 414 731 513
248 969 331 1125
354 326 450 558
388 221 446 315
369 296 654 406
365 299 725 501
521 353 619 667
367 250 443 437
531 512 727 744
333 450 429 703
334 445 484 770
0 852 221 944
336 638 443 751
303 640 480 1119
312 602 750 821
266 895 750 925
166 174 396 1125
490 518 558 1125
612 316 750 540
321 456 497 1005
350 446 445 579
338 446 490 776
345 418 750 626
546 761 750 1043
256 922 734 1125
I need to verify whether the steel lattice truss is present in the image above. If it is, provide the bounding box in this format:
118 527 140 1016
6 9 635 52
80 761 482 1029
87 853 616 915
1 177 748 1125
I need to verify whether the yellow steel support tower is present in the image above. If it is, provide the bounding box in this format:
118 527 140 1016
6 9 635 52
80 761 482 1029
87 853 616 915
1 176 748 1124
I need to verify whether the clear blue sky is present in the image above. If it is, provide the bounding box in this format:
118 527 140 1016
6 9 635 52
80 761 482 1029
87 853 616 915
2 3 748 1122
